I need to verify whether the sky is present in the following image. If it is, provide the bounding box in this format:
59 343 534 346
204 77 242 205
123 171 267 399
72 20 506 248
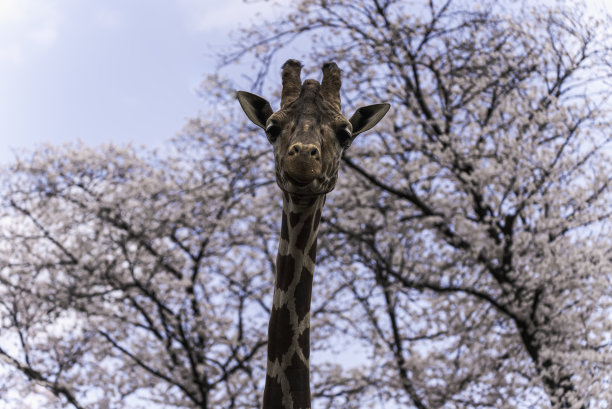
0 0 610 165
0 0 291 164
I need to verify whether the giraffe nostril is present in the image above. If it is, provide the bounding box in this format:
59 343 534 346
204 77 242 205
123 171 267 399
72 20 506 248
288 145 301 156
288 143 320 158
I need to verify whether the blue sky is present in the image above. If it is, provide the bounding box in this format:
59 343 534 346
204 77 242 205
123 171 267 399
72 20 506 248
0 0 291 164
0 0 610 165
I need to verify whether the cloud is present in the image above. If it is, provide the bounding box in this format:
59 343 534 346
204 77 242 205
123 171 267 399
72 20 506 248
0 0 60 64
0 0 28 24
178 0 293 33
94 7 124 29
30 25 58 46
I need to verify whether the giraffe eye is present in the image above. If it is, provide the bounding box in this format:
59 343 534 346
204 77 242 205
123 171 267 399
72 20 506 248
266 124 281 143
335 127 353 148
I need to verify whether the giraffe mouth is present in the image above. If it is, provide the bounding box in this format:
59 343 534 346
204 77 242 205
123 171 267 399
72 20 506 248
280 172 335 196
285 173 313 187
283 159 320 187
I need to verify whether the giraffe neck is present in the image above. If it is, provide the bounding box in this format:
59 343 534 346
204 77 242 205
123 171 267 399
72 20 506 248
263 192 325 409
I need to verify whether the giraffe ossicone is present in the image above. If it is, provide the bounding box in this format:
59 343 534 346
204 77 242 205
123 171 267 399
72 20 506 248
237 59 389 409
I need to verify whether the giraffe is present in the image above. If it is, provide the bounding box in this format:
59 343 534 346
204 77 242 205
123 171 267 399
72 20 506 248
237 59 389 409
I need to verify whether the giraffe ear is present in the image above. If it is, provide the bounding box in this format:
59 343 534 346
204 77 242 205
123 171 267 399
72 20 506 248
348 103 390 137
237 91 273 129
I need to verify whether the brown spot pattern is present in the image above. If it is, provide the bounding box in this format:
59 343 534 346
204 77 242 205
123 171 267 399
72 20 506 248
298 326 310 361
295 213 313 252
287 354 311 409
262 374 284 409
280 211 289 241
294 268 313 322
289 212 301 228
276 254 295 292
268 305 292 360
308 241 317 264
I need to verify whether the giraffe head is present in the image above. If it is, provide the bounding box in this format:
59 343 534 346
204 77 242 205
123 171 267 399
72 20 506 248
238 59 390 197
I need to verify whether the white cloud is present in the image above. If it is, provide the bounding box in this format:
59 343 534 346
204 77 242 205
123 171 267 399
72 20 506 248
0 0 33 24
0 43 23 64
94 7 124 29
178 0 293 32
29 25 58 45
0 0 60 64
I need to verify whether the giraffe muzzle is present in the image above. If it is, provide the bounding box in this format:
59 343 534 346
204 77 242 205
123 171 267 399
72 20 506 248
284 142 322 185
